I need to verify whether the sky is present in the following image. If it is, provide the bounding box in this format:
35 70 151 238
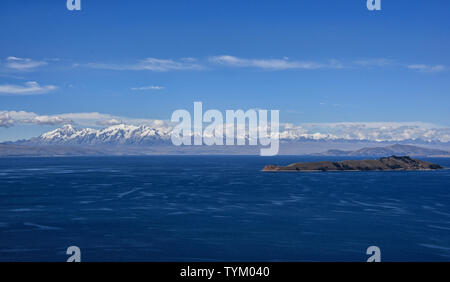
0 0 450 142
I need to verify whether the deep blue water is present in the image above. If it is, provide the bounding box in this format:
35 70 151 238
0 156 449 262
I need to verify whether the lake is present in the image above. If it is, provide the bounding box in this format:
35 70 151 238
0 156 449 261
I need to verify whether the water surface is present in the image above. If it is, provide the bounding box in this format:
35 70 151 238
0 156 449 261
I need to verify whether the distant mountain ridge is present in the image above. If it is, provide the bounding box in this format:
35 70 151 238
317 144 450 157
17 124 172 146
1 125 450 157
5 124 450 146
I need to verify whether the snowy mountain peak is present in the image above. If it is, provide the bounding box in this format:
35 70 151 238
61 124 74 130
41 124 77 140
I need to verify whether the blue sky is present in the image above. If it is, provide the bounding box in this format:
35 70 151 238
1 0 450 141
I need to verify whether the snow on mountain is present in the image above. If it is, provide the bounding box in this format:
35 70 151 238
29 124 172 145
15 123 450 146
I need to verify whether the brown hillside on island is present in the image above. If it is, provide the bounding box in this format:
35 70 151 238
262 156 444 172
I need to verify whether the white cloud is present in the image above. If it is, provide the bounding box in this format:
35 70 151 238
53 112 122 127
408 64 446 72
43 112 170 129
79 58 203 72
96 118 123 126
131 85 164 91
209 55 330 70
5 56 48 71
0 112 14 128
3 111 37 120
0 81 57 95
281 122 450 143
0 111 169 129
0 111 71 126
23 115 73 126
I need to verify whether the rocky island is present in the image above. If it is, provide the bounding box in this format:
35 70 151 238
262 156 444 172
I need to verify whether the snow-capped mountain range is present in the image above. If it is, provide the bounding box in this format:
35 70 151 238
2 124 450 157
23 124 172 145
10 123 450 146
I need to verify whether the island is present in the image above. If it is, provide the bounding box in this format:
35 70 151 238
262 156 444 172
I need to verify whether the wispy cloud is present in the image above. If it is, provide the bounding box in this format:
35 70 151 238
408 64 446 72
354 58 395 67
209 55 339 70
354 58 448 73
0 81 58 95
131 85 164 91
78 57 203 72
4 56 48 71
73 55 447 74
